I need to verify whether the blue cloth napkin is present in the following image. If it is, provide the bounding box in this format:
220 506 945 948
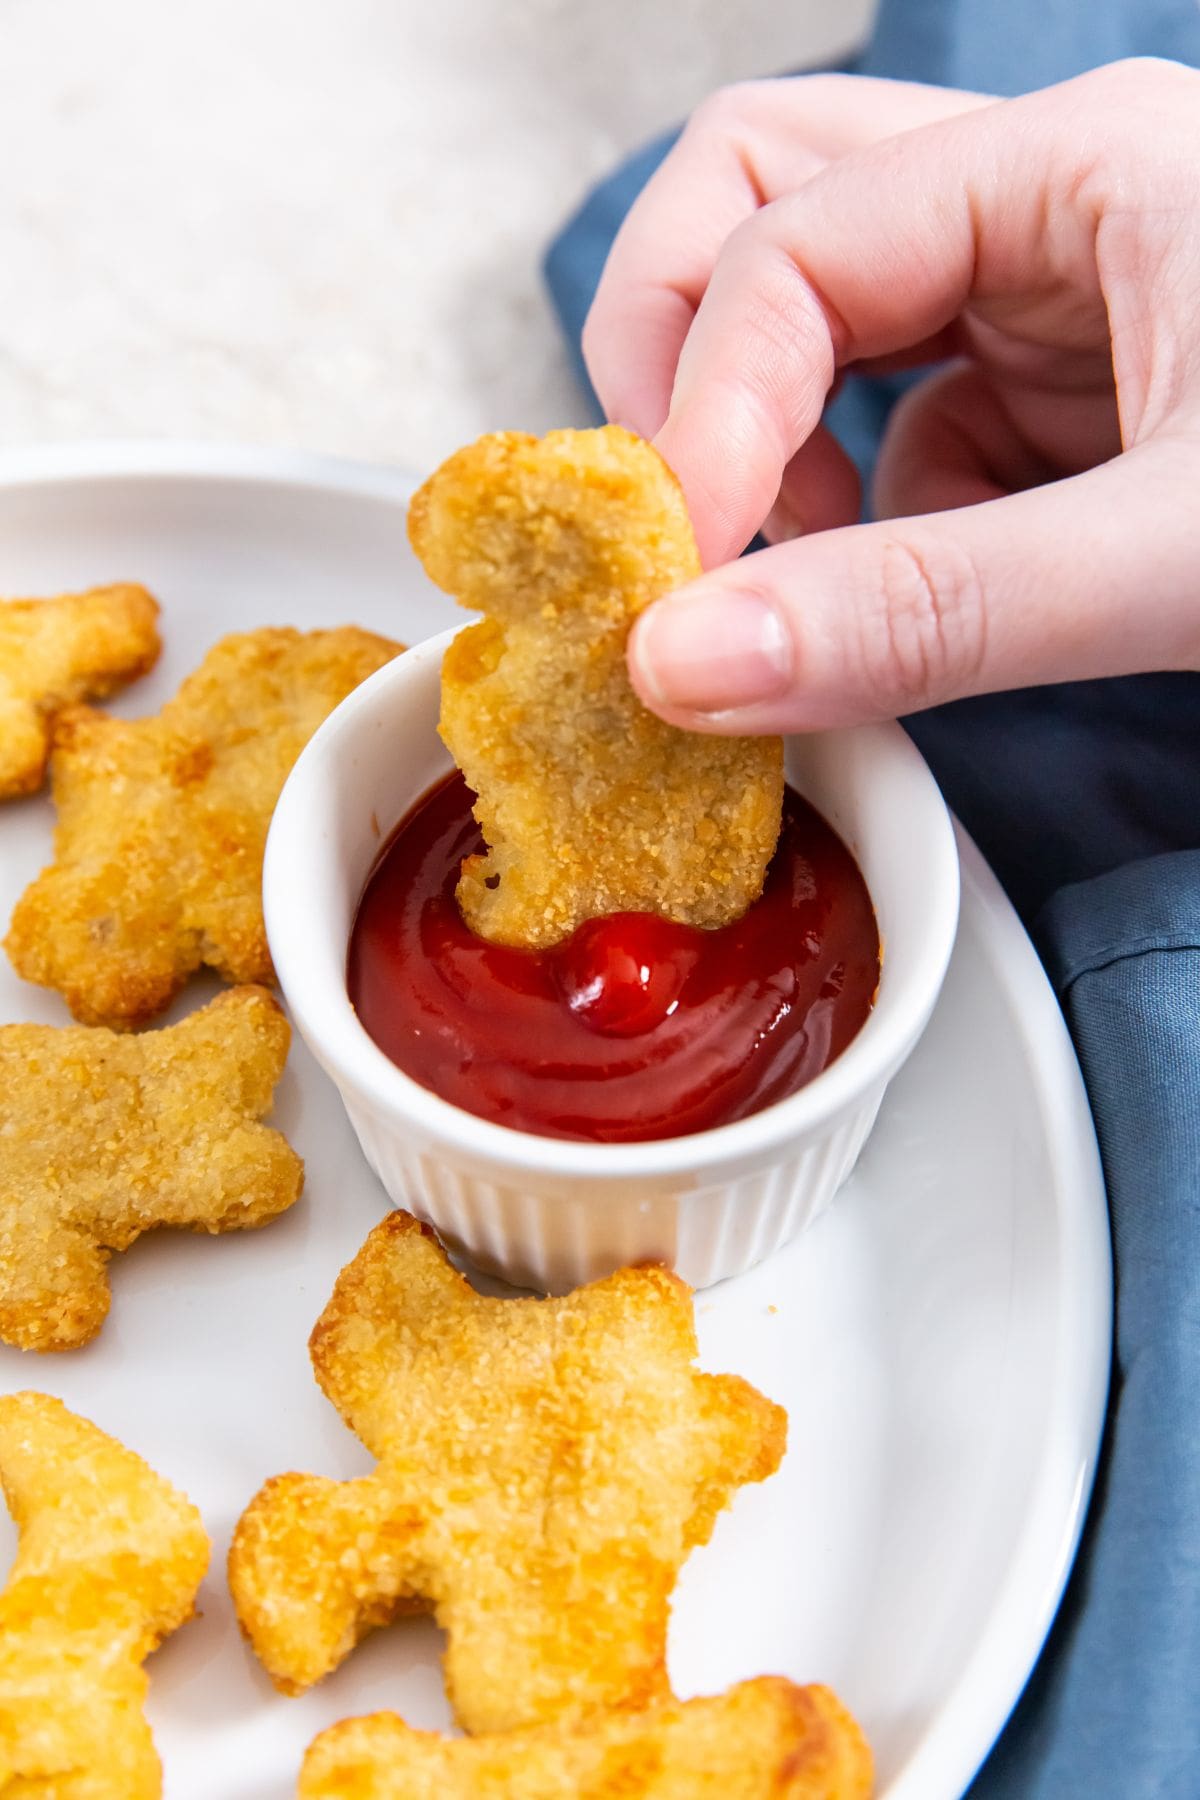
981 855 1200 1799
544 4 1200 1793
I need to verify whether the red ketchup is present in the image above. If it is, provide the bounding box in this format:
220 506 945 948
347 773 880 1143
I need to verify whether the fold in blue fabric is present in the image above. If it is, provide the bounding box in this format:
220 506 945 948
543 3 1200 1794
977 856 1200 1800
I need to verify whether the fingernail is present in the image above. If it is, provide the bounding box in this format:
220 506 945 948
633 588 793 713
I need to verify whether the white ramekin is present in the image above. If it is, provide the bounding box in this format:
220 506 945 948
264 629 960 1292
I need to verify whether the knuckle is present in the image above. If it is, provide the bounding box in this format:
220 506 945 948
782 72 846 103
724 215 839 399
686 80 768 143
1068 58 1200 154
1090 55 1198 96
861 534 989 710
733 232 809 353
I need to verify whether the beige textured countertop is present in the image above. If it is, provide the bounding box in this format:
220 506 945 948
0 0 872 474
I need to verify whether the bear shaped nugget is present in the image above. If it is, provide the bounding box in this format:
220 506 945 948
0 583 160 800
409 427 784 949
5 623 401 1027
229 1212 787 1735
0 986 302 1351
0 1391 209 1799
299 1678 873 1799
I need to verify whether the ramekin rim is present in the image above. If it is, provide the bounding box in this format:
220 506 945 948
264 634 961 1179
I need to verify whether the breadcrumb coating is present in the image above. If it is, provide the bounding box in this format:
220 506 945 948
0 583 160 799
0 1391 209 1798
299 1678 873 1799
0 986 302 1351
409 427 783 948
229 1212 786 1735
4 624 401 1026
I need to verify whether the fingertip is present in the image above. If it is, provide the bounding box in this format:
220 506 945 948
771 424 863 538
653 412 764 568
761 494 806 544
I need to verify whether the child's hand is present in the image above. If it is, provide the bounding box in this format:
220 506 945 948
583 61 1200 731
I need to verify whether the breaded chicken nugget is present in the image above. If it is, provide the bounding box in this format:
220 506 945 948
0 583 161 800
5 624 401 1027
409 427 783 948
299 1678 873 1799
229 1213 786 1735
0 1390 209 1799
0 986 302 1352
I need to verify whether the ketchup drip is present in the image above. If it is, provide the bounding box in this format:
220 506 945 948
347 772 879 1144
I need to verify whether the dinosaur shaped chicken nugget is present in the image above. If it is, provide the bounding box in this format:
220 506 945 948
0 582 161 800
229 1212 786 1735
409 427 784 948
5 624 400 1027
0 1391 209 1799
299 1678 873 1799
0 985 302 1351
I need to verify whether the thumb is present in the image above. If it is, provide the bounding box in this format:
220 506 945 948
627 443 1200 732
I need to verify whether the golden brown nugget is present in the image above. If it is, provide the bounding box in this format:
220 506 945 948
409 427 783 948
0 985 302 1352
5 624 401 1027
299 1679 873 1799
229 1212 786 1735
0 582 161 800
0 1390 209 1799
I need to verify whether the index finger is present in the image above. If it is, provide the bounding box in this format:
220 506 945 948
653 62 1182 564
582 75 993 440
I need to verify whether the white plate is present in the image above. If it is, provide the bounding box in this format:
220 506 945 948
0 444 1111 1800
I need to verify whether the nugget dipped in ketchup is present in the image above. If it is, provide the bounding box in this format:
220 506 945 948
348 428 879 1144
